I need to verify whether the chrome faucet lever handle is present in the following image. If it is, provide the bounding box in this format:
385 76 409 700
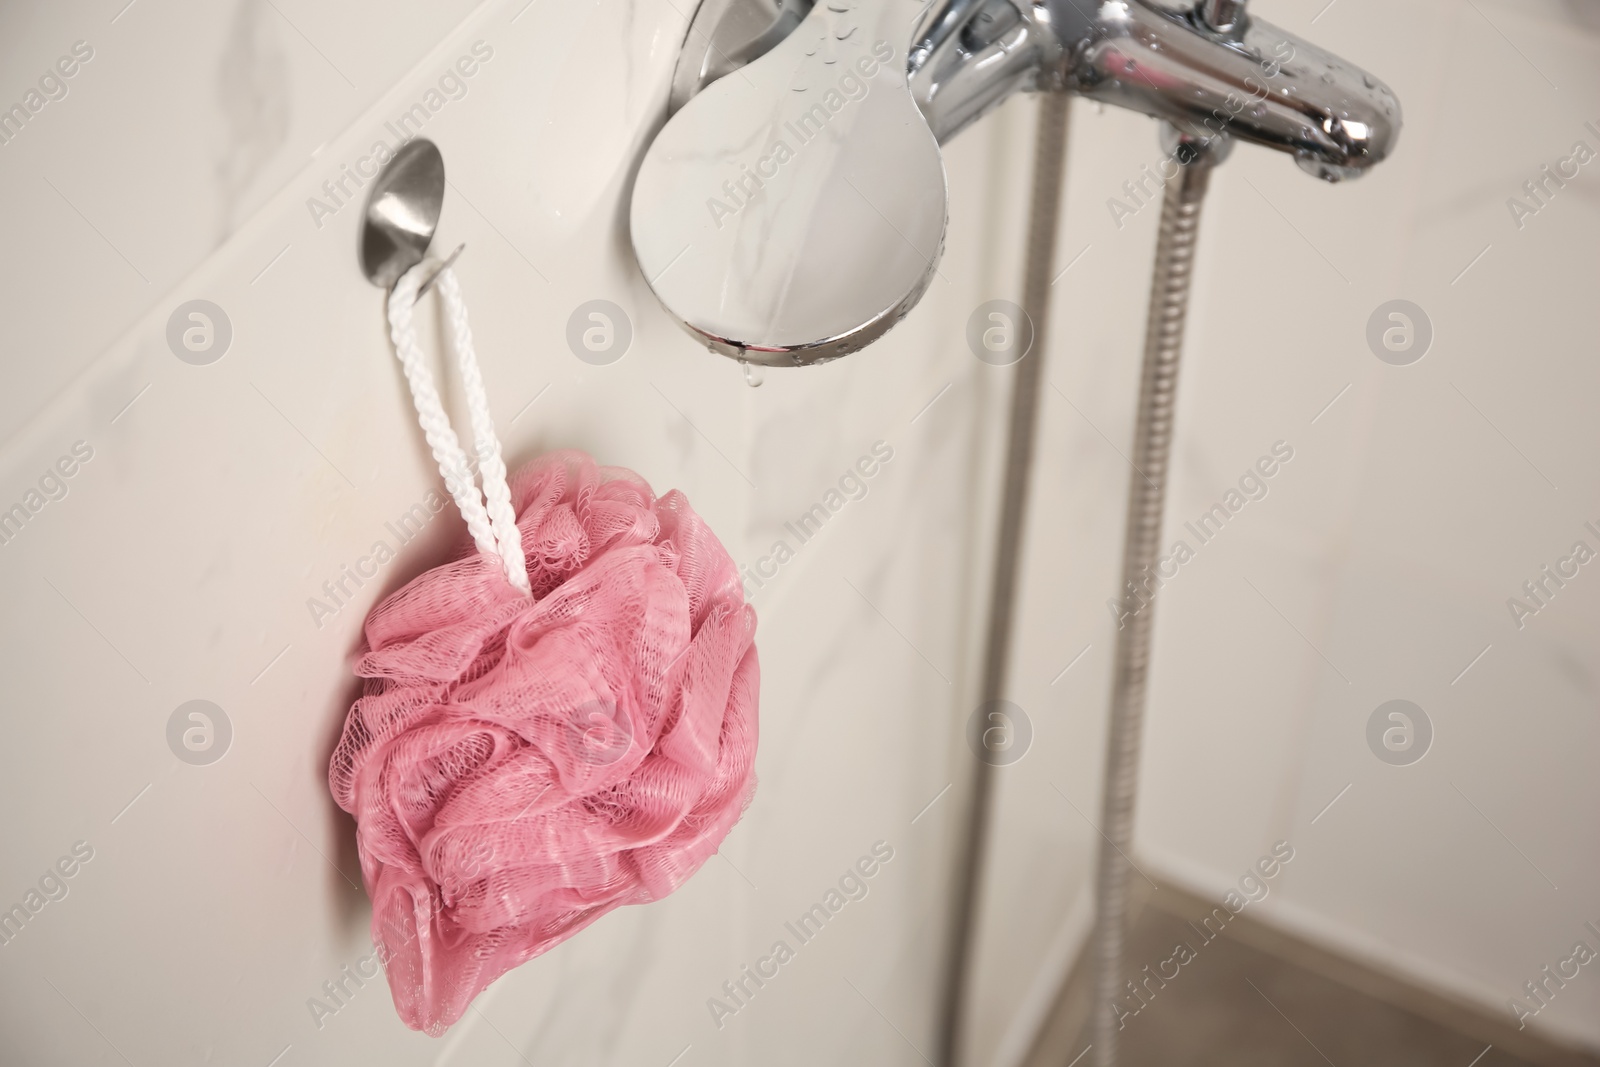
631 0 947 367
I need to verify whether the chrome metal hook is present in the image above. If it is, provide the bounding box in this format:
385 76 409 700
357 137 466 293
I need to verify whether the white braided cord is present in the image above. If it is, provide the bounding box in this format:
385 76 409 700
434 267 528 594
387 260 531 595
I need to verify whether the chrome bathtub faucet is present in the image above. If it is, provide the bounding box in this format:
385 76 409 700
631 0 1399 368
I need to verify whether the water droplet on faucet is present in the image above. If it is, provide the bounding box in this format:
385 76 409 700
741 360 765 388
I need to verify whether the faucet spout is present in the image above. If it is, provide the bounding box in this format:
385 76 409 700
1071 2 1400 180
909 0 1399 178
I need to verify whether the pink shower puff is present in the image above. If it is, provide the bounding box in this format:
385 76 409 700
328 450 759 1035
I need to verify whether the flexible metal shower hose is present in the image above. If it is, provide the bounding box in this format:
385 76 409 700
1092 144 1218 1067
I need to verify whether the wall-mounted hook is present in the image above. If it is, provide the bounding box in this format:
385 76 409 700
359 138 465 291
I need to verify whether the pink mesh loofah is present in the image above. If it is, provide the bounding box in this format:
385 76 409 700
328 450 759 1035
